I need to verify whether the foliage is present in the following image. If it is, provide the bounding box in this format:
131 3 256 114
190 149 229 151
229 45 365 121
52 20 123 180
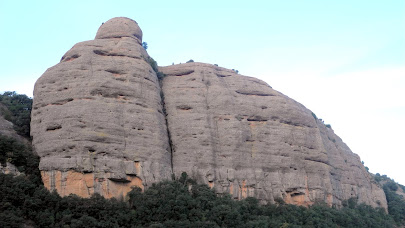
373 173 405 225
0 173 135 228
145 56 167 80
186 59 194 63
142 42 148 50
0 91 32 138
311 112 318 120
0 134 41 184
157 72 166 80
146 56 159 73
383 181 405 225
0 171 401 227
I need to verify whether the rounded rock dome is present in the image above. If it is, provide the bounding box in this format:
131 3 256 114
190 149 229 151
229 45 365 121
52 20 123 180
95 17 142 41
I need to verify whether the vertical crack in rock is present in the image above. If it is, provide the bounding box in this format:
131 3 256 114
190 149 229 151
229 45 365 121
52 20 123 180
158 79 174 175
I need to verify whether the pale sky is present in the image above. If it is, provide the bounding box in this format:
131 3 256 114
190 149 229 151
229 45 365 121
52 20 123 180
1 1 404 185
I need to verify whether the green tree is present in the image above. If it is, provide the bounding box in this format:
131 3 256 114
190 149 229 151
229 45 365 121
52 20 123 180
142 42 148 50
0 91 32 138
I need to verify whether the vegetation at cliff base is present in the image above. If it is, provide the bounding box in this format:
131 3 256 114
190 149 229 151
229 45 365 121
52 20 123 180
0 171 401 228
375 173 405 225
0 91 32 138
0 134 41 184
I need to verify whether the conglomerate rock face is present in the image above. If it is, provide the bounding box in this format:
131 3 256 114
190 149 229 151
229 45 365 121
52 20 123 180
31 17 171 198
160 63 387 209
31 17 387 209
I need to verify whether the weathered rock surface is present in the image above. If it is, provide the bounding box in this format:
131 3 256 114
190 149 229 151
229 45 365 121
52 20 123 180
31 17 171 198
31 17 387 209
160 62 387 209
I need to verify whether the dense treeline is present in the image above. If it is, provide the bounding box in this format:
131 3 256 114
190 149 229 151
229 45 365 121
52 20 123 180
0 172 399 228
375 173 405 225
0 91 32 138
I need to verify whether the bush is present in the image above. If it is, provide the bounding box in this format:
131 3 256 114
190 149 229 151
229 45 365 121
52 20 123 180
0 134 40 183
383 181 405 225
0 91 32 138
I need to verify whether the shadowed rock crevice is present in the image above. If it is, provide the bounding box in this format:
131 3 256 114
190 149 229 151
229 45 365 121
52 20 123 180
61 54 80 62
235 90 275 96
93 50 141 59
158 80 174 174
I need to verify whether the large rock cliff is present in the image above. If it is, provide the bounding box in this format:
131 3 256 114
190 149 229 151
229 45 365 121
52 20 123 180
160 63 386 208
31 17 387 208
31 17 171 198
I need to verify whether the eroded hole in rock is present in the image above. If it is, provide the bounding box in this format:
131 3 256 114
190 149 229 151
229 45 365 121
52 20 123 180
291 192 305 197
304 157 329 165
280 120 301 127
174 70 194 76
176 105 192 110
98 152 107 156
235 90 274 96
61 54 80 62
135 102 148 108
247 116 268 122
105 69 122 75
57 87 69 91
217 73 231 77
46 124 62 131
93 50 109 56
286 188 298 193
108 177 130 183
270 116 279 121
51 98 74 105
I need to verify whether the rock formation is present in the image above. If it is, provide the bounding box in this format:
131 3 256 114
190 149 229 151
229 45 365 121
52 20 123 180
31 17 171 198
31 17 387 209
160 63 386 208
